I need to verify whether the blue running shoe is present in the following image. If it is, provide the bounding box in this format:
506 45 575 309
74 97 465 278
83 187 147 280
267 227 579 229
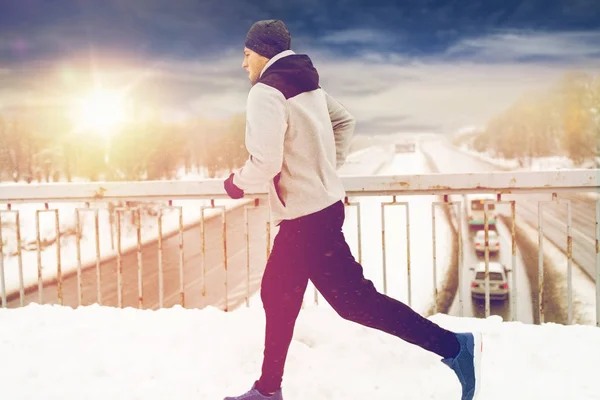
442 332 483 400
223 382 283 400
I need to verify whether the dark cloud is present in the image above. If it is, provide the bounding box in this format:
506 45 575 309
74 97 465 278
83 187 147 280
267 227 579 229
1 0 598 64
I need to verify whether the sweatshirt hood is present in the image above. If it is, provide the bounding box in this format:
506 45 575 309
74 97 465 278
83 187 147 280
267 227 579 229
258 53 320 98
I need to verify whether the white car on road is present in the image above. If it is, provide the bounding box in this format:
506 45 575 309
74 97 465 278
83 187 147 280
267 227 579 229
470 261 510 301
473 229 500 255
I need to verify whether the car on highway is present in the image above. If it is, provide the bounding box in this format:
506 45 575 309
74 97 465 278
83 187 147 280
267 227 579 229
470 261 510 301
466 194 497 232
473 229 500 255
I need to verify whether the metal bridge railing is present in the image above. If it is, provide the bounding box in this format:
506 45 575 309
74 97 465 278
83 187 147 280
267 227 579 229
0 169 598 326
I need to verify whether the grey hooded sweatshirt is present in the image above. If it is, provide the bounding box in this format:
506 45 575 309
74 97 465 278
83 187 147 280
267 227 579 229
232 50 356 226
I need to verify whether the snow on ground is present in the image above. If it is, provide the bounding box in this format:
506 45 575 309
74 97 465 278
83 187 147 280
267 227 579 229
456 143 600 172
1 303 600 400
0 147 395 300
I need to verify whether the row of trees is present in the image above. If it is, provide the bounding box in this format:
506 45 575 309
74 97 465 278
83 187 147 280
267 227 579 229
0 104 378 184
456 71 599 167
0 112 249 183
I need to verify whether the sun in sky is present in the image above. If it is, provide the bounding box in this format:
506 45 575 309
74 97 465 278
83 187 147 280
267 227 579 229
69 87 130 136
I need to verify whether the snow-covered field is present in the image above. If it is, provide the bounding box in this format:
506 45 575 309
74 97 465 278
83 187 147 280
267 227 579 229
1 303 599 400
456 142 599 171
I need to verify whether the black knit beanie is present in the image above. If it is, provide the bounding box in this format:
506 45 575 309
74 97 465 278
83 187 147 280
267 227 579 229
244 19 291 59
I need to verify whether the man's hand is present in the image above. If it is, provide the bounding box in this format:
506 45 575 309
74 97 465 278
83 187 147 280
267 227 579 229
224 173 245 199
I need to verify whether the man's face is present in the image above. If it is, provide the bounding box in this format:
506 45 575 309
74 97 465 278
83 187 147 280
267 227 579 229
242 47 269 85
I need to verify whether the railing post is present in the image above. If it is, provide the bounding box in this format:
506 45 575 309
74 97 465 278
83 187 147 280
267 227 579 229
158 202 186 309
381 196 411 305
200 200 228 311
510 200 517 322
596 199 599 328
538 194 573 325
432 195 463 316
538 201 545 324
35 204 62 306
244 198 260 308
483 203 490 318
0 207 24 307
0 212 5 308
431 201 438 314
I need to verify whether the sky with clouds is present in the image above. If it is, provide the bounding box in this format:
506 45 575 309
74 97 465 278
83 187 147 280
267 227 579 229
1 0 599 134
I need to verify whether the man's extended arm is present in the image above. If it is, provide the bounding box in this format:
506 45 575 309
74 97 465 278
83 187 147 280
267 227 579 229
232 84 288 190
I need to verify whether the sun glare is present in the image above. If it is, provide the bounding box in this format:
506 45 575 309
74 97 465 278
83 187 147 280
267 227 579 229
70 88 128 135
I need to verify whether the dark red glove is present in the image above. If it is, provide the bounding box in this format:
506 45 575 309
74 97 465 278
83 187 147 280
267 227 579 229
224 173 244 199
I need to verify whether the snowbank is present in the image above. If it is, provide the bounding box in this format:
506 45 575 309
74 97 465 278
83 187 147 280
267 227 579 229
1 303 598 400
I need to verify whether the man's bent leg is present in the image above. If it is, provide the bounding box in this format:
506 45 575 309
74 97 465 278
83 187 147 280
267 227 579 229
309 230 459 360
256 227 309 393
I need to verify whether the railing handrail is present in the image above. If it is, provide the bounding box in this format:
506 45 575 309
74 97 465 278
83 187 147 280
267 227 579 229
0 169 597 203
